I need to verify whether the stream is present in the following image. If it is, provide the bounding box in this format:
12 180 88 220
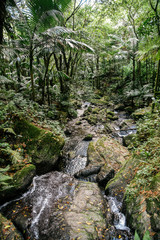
0 102 136 240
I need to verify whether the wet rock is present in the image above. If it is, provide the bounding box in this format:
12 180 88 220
105 156 139 202
120 119 135 130
13 117 65 173
123 133 136 147
97 166 115 187
64 181 106 240
0 213 24 240
74 165 101 178
1 172 107 240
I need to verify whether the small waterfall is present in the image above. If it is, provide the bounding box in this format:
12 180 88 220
64 140 90 176
107 196 130 232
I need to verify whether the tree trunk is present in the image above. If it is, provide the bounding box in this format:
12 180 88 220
0 0 6 44
29 45 35 101
152 59 160 112
132 54 136 89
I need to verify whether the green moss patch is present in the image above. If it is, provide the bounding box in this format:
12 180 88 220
13 118 65 173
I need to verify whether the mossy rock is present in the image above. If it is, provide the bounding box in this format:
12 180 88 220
125 192 160 240
0 213 24 240
132 107 151 120
114 104 125 111
85 115 97 125
106 110 118 120
123 133 137 147
83 134 93 141
88 137 130 168
87 137 130 186
125 195 152 239
105 156 139 201
0 164 36 203
92 108 99 114
13 118 65 173
13 164 36 190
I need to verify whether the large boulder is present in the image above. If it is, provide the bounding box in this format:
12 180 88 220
75 137 130 185
13 117 65 173
64 181 106 239
1 172 107 240
105 156 138 202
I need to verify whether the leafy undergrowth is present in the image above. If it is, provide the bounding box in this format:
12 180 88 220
126 112 160 201
0 89 65 135
0 89 66 194
125 111 160 239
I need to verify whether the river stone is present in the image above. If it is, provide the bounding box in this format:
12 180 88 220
77 137 130 184
13 117 65 173
120 119 135 130
123 133 136 147
1 172 107 240
64 181 106 240
0 213 24 240
105 156 139 202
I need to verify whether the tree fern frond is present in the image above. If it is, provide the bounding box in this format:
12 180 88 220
65 39 94 52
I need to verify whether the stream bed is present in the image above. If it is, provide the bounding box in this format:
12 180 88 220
0 102 136 240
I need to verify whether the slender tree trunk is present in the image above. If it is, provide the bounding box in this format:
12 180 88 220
0 0 6 44
29 44 35 101
73 0 76 31
137 60 142 87
53 53 64 94
152 59 160 112
46 75 50 106
16 60 21 83
42 54 51 104
132 54 136 89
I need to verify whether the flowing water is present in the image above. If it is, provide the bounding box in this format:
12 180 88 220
0 102 135 240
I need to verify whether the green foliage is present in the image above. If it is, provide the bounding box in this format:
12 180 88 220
134 231 140 240
134 231 151 240
125 112 160 202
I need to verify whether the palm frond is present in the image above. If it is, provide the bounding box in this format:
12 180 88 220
26 0 72 30
65 39 94 52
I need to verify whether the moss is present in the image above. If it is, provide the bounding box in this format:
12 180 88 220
13 117 65 172
85 115 97 125
132 107 151 120
14 118 41 139
83 134 93 141
92 108 99 114
123 133 137 147
13 164 36 189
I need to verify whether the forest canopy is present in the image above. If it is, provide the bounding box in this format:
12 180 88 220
0 0 159 111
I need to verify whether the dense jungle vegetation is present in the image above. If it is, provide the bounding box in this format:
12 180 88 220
0 0 160 240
